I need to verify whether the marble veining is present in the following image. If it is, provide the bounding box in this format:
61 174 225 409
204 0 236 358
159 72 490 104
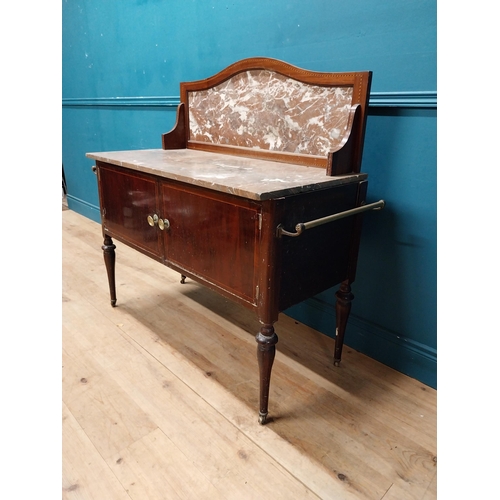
86 149 366 201
188 70 354 157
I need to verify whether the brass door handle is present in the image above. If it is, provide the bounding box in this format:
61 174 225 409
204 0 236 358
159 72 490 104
147 214 159 226
158 218 170 231
147 214 170 230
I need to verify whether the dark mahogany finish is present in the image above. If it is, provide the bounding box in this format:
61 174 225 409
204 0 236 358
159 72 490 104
91 58 377 424
162 183 261 305
98 165 163 261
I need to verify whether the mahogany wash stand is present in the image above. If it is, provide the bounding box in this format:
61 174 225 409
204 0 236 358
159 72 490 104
87 58 384 424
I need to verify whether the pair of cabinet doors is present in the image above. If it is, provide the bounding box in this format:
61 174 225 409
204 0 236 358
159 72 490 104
97 163 261 306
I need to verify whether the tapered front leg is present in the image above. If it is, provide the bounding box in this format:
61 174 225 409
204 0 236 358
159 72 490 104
334 280 354 366
102 235 117 307
256 324 278 424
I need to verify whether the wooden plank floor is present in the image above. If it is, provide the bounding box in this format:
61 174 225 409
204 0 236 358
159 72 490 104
62 207 437 500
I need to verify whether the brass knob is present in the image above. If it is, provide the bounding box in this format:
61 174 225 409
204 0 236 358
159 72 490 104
147 214 159 227
158 218 170 231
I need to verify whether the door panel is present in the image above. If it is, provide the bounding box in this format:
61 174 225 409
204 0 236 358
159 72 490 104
161 183 260 304
98 164 163 259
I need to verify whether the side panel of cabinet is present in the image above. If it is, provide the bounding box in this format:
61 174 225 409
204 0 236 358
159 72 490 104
160 182 261 305
97 163 163 260
278 183 360 310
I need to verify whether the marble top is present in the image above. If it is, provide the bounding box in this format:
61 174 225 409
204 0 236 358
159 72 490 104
86 149 367 201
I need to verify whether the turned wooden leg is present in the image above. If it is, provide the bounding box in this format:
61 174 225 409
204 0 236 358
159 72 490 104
334 280 354 366
255 324 278 424
102 235 117 307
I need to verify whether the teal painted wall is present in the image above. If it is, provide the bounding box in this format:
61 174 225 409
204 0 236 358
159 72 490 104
62 0 437 387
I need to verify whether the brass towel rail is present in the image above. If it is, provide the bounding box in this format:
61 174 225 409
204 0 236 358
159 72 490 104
277 200 385 238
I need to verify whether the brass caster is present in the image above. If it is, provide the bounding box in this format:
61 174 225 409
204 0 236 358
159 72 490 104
111 299 117 307
180 275 186 284
258 412 268 425
333 359 341 367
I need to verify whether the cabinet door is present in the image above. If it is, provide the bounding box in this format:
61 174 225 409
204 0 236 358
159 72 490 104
161 182 261 305
98 164 163 259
